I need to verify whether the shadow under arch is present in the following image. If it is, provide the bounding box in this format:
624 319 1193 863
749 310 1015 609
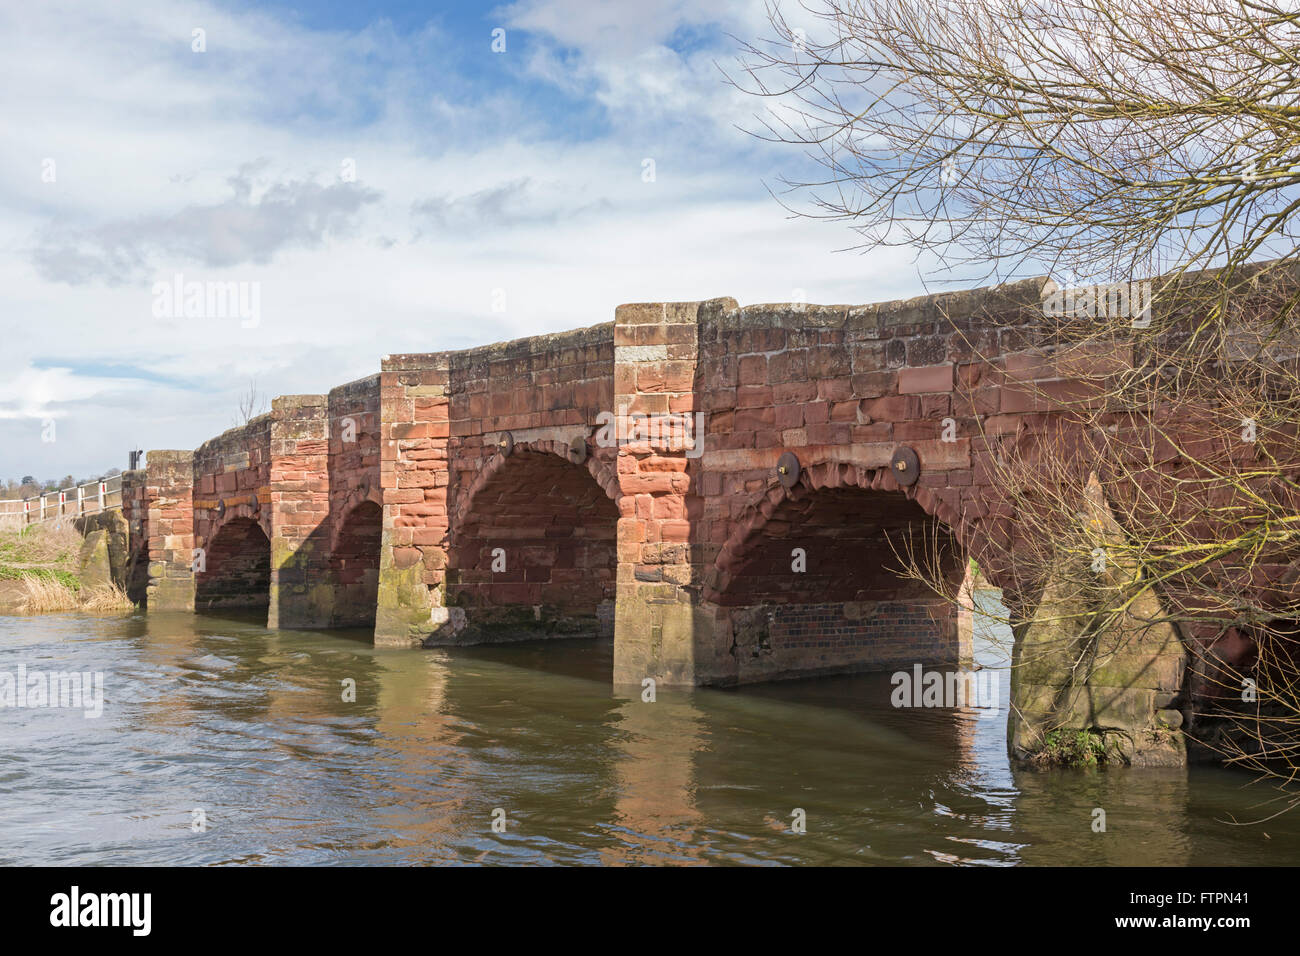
705 458 969 683
326 498 383 629
195 515 271 616
446 441 621 642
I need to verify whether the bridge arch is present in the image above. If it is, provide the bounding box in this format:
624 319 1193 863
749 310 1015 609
202 500 271 550
446 440 621 641
449 438 620 532
195 515 271 614
708 459 971 595
706 458 971 682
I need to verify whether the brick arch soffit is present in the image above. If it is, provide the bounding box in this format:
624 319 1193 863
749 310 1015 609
703 457 971 603
200 509 272 553
448 439 622 542
328 485 384 557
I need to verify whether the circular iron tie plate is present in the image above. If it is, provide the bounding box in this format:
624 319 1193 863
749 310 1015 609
891 445 921 487
568 436 587 464
776 451 801 489
215 498 226 518
498 431 514 457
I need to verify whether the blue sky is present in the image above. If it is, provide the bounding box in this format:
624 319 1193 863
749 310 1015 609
0 0 940 482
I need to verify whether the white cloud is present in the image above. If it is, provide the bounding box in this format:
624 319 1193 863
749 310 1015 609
32 164 382 285
0 0 935 482
503 0 773 132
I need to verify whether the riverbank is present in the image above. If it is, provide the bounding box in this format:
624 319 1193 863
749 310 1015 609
0 522 133 614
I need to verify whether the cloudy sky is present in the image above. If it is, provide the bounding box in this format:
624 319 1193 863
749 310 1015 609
1 0 945 483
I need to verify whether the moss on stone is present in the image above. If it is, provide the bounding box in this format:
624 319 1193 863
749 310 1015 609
76 529 113 589
374 561 435 647
1009 474 1188 768
148 576 195 611
1033 729 1120 767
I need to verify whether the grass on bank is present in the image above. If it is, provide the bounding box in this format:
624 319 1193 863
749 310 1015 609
0 522 135 614
16 575 133 613
0 565 82 590
0 521 82 566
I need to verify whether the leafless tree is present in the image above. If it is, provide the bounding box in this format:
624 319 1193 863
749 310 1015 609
735 0 1300 794
734 0 1300 288
236 376 268 426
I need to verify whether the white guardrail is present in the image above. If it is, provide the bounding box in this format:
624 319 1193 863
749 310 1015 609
0 474 125 529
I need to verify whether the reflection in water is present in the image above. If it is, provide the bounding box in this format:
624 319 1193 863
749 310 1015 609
603 690 707 866
0 601 1296 866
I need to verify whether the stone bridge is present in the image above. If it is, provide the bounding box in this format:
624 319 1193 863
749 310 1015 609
116 273 1265 764
124 375 382 629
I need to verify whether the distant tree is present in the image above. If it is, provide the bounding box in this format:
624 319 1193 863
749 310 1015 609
237 376 269 426
3 478 41 500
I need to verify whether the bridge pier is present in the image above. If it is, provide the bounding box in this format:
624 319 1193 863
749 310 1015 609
267 395 331 629
610 299 715 686
1007 475 1187 767
374 352 451 646
142 450 196 612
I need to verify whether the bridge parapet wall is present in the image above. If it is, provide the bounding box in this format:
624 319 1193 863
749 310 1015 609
193 415 273 547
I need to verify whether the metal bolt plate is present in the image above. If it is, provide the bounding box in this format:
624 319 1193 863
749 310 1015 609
890 445 921 487
568 436 587 464
497 431 514 457
776 451 801 489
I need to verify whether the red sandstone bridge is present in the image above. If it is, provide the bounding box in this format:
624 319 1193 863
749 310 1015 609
95 274 1238 763
124 285 1025 678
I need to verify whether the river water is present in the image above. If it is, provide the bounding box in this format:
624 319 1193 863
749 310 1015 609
1 596 1296 866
